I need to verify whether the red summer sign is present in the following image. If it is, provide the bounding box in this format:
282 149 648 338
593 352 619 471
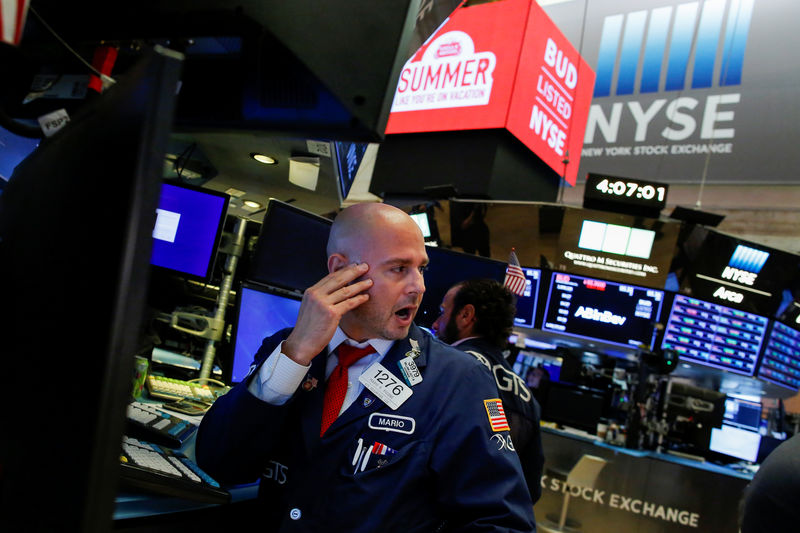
385 0 595 186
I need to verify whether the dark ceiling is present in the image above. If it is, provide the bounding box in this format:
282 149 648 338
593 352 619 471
2 0 439 220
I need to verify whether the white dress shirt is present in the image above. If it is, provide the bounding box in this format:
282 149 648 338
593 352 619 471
248 326 393 415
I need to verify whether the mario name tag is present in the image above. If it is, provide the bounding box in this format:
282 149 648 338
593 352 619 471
359 362 412 410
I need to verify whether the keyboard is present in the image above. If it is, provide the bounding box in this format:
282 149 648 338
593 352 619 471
146 375 227 403
119 436 230 504
126 401 198 448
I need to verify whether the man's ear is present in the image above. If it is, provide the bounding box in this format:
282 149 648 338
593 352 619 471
328 253 348 274
458 304 476 327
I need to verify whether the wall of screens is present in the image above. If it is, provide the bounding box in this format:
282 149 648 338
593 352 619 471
661 294 769 376
541 272 665 349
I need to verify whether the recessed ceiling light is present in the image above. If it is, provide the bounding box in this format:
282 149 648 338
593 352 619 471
251 153 277 165
243 200 263 209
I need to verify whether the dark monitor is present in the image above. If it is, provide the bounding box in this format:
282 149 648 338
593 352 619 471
513 267 542 329
247 199 332 294
758 321 800 391
150 181 229 281
0 46 182 531
661 294 768 376
541 381 606 433
541 272 665 349
229 283 302 384
708 394 762 462
665 382 726 453
416 246 507 328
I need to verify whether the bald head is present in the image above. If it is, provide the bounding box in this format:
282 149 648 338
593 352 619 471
327 203 423 261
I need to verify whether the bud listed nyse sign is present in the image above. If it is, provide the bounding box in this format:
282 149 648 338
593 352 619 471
386 0 595 186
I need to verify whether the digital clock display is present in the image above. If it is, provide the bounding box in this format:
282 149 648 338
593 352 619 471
583 173 669 217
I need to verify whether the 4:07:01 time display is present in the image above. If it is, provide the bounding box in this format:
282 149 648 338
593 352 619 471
593 178 667 201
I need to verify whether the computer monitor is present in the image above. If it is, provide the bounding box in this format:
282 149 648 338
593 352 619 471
541 381 606 433
229 283 302 384
757 320 800 391
247 199 333 294
661 294 768 376
664 382 726 454
410 212 432 239
708 394 763 462
541 272 665 349
0 46 182 531
415 246 507 328
150 181 229 281
513 267 542 329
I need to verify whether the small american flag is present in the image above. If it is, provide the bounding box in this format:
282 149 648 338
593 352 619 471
503 248 526 296
1 0 30 46
484 398 510 432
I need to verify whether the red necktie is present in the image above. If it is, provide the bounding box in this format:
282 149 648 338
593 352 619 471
320 344 375 437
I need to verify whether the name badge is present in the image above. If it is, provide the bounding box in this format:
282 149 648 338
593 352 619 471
359 362 412 410
398 356 423 386
368 413 416 435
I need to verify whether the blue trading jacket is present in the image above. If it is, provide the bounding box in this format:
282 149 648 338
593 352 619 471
196 324 536 533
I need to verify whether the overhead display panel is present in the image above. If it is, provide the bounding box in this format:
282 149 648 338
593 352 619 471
385 0 596 186
677 226 799 316
555 205 679 288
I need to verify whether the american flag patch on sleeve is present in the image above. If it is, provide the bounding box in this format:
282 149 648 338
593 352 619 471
483 398 510 432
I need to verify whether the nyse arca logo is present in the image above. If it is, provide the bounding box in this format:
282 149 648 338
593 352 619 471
711 245 769 304
584 0 754 147
390 31 496 112
721 244 768 286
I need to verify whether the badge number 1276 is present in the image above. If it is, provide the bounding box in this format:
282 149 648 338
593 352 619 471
359 362 412 410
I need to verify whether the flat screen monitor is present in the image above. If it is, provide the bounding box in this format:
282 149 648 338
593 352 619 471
150 181 229 280
334 140 369 201
410 212 432 238
513 267 542 329
542 381 606 433
416 245 507 328
757 321 800 391
247 199 332 294
0 45 182 530
541 272 665 349
229 283 302 384
661 294 768 376
708 394 762 462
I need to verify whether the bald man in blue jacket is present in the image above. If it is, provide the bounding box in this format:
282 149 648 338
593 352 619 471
196 203 535 532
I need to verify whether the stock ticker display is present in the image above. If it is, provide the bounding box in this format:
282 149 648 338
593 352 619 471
662 294 768 376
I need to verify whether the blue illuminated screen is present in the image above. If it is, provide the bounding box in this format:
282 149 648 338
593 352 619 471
758 321 800 391
150 182 228 280
231 285 302 383
661 294 768 376
541 273 664 349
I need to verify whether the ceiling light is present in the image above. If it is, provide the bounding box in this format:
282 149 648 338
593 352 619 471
251 153 277 165
243 200 262 209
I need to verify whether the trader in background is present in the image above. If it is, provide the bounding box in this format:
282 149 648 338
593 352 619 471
433 278 545 502
196 203 535 532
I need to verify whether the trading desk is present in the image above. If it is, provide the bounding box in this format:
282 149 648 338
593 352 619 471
535 427 753 533
114 407 260 531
